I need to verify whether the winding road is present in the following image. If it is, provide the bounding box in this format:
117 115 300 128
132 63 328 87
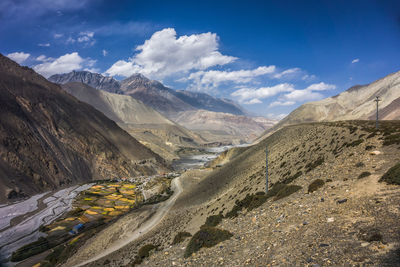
75 176 183 267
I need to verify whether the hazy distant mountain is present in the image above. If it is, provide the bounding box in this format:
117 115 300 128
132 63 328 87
49 70 122 94
259 70 400 140
173 90 247 115
0 54 167 203
62 82 205 161
49 71 247 116
170 110 277 143
120 74 193 114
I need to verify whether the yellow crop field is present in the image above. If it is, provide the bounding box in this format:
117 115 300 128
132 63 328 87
85 210 98 215
114 205 129 209
122 184 136 189
104 207 114 212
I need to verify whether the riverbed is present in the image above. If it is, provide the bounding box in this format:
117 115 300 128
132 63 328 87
0 184 93 265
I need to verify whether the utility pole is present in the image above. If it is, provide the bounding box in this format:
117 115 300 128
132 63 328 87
374 96 381 129
265 147 269 193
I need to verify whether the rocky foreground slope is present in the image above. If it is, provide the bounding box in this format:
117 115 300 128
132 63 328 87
0 54 168 203
72 121 400 266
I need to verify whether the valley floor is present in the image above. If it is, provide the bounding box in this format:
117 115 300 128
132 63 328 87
64 121 400 267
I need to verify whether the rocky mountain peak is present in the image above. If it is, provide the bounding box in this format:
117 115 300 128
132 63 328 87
48 70 122 94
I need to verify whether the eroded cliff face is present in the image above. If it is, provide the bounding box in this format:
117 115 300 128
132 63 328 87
0 54 168 203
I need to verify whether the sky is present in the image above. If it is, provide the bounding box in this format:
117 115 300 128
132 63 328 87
1 0 400 118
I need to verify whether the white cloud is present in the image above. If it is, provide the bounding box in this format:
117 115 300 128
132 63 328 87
231 83 294 102
77 31 95 46
36 55 54 62
243 98 262 105
66 37 76 44
352 58 359 64
302 74 317 81
188 66 276 91
105 28 237 78
269 100 295 107
54 33 63 38
102 49 108 56
273 67 301 79
283 89 323 102
38 43 50 47
33 52 96 78
305 82 336 91
6 52 30 64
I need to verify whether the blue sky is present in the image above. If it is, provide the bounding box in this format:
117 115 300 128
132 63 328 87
1 0 400 118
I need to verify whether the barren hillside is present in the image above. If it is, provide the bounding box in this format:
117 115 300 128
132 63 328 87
68 121 400 266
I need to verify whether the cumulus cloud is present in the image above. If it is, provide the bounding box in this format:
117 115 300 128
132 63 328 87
279 82 335 102
302 74 317 81
102 49 108 56
305 82 336 91
33 52 96 77
231 83 295 102
105 28 237 78
54 33 63 39
273 67 301 79
231 81 335 105
243 98 262 105
269 100 295 107
6 52 30 64
352 58 359 64
188 66 276 91
283 89 324 102
36 55 54 62
77 31 95 45
38 43 50 47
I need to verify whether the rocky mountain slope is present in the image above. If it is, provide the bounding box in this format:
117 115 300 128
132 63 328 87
62 82 205 162
0 54 168 203
68 120 400 266
49 71 122 94
171 110 277 143
49 71 246 116
260 70 400 140
49 71 273 143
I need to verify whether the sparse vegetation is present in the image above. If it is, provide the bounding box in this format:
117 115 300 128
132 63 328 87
133 244 158 265
355 162 365 167
184 227 233 258
202 213 223 228
11 237 52 262
172 232 192 244
225 192 268 218
346 139 364 147
358 171 371 179
305 157 324 173
308 179 325 193
380 162 400 185
358 228 383 242
274 185 302 200
282 171 302 184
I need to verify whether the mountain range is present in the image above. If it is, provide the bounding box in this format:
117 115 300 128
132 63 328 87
49 72 246 116
49 71 275 143
258 70 400 140
0 54 168 203
61 82 205 161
